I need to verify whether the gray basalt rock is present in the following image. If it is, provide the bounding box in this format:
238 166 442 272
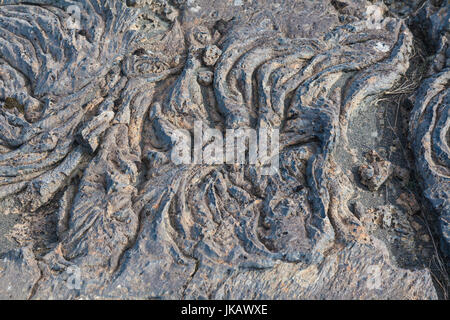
409 0 450 256
0 246 41 299
0 0 446 299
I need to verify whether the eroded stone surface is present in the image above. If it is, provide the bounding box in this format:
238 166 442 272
408 0 450 255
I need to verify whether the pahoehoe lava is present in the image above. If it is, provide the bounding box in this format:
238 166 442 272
0 0 448 299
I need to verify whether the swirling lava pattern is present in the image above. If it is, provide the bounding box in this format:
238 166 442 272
0 0 440 299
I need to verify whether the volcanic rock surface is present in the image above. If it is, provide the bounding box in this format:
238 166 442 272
0 0 448 299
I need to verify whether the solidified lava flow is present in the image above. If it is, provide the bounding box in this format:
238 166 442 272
0 0 448 299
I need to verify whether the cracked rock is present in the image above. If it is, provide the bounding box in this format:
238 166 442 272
359 151 393 191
